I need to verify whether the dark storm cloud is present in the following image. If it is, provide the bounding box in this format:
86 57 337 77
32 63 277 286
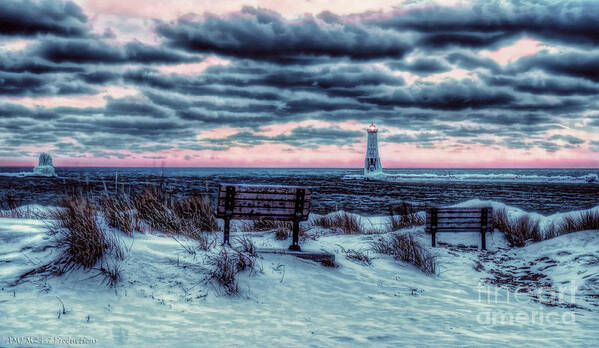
56 116 190 139
156 7 412 61
484 74 599 96
274 126 362 147
445 52 501 73
371 0 599 47
510 52 599 82
104 97 171 118
548 134 585 145
77 70 121 84
125 63 403 102
384 132 444 143
0 103 62 120
0 0 88 37
199 126 363 149
590 117 599 127
534 140 561 152
282 97 368 114
359 81 515 110
121 63 399 121
386 58 451 75
417 32 514 49
0 71 97 96
0 53 85 74
32 38 199 64
259 65 405 89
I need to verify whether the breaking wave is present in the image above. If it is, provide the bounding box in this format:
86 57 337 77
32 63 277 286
345 172 599 183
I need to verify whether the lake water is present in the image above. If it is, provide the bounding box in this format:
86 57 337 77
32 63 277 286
1 167 598 215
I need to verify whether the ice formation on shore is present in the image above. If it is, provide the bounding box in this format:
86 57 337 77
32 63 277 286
32 152 56 177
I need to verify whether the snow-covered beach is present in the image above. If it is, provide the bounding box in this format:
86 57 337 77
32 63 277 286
1 201 598 347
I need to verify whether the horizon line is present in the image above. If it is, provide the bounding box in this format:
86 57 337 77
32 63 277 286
2 165 599 170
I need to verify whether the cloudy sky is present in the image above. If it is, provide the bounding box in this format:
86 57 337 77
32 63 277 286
1 0 599 168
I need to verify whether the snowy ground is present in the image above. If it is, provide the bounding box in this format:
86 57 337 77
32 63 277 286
1 202 598 347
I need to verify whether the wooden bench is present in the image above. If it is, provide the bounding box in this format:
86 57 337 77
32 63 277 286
425 207 493 250
216 183 311 251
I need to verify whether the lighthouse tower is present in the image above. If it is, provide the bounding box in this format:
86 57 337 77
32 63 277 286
364 123 383 176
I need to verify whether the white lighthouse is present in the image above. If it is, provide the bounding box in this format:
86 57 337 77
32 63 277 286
364 123 383 176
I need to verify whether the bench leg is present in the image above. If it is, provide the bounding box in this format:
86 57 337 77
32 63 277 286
481 230 486 250
223 217 231 246
431 231 436 247
289 219 301 251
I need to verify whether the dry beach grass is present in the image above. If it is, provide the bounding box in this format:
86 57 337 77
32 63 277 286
372 232 437 274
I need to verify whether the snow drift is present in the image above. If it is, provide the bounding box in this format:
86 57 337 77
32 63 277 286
1 201 598 347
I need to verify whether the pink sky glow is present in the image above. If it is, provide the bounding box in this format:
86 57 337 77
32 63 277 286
2 138 597 168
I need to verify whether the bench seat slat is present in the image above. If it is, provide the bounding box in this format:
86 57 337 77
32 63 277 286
216 213 310 221
216 206 309 218
222 214 306 221
218 200 308 209
426 227 493 231
430 212 492 218
432 222 487 228
218 184 311 195
436 216 493 221
429 208 491 213
218 192 312 201
436 218 491 225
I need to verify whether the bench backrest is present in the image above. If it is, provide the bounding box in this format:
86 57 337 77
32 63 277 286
426 207 493 233
216 184 311 221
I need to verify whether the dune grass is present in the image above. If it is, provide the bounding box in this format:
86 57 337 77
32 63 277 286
310 212 364 234
556 210 599 235
0 191 48 219
372 233 437 274
100 194 138 235
204 237 261 295
338 246 372 266
131 186 219 248
48 196 117 271
388 201 425 231
239 219 291 232
494 207 599 247
12 196 127 287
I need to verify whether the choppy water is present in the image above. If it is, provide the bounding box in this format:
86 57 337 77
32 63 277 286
1 167 598 215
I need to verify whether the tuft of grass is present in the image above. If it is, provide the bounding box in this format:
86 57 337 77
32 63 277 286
234 235 258 258
310 212 363 234
132 186 219 241
372 233 436 274
133 187 180 233
97 260 122 288
388 201 425 230
493 210 542 247
205 246 261 295
100 194 136 235
171 195 220 233
493 208 511 234
0 191 48 219
340 247 372 266
240 219 291 232
496 208 599 246
557 210 599 235
542 221 559 240
14 195 126 287
49 196 113 271
275 227 289 240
